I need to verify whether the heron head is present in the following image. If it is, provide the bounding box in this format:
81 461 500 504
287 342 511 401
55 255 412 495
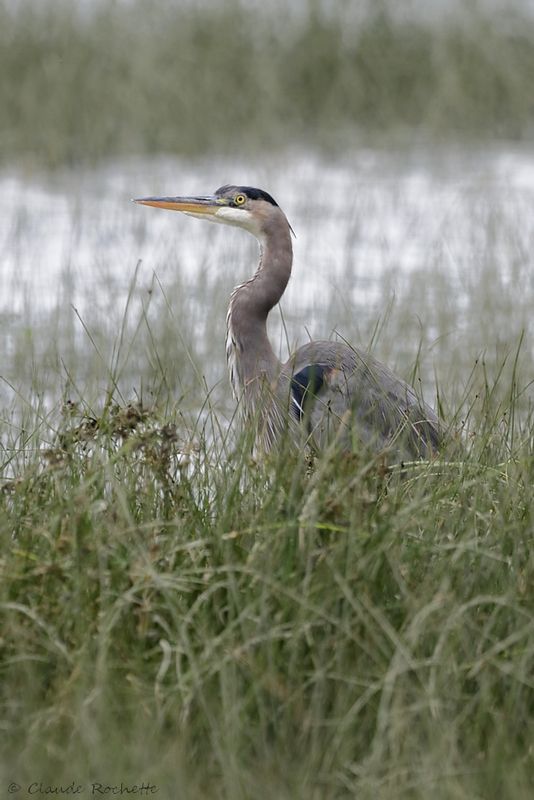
133 185 293 239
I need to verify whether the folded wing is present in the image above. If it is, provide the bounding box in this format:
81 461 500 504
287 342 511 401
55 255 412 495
284 341 443 460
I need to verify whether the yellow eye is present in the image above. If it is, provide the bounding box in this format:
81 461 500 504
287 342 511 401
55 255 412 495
234 194 246 206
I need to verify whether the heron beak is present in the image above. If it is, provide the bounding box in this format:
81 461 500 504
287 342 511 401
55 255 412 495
132 195 224 216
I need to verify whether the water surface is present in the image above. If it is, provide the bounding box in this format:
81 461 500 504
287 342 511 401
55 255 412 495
1 147 533 414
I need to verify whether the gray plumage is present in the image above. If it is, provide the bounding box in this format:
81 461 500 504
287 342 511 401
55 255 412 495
134 184 444 461
281 342 442 460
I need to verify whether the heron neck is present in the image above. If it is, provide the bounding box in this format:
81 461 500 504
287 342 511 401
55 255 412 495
226 216 292 391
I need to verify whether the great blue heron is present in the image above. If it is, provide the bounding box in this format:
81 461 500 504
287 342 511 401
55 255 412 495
134 185 443 460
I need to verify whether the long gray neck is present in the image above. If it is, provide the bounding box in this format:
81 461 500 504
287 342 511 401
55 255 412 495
226 212 293 397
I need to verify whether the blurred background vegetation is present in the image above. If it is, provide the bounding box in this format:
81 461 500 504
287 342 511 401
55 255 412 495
1 0 534 167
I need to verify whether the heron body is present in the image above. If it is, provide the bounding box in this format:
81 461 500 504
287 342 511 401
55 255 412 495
134 185 443 460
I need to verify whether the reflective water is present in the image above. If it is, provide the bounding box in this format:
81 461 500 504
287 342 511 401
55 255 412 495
1 146 533 408
2 148 533 311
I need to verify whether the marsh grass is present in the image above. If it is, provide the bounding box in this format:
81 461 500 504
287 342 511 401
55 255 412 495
1 362 534 798
1 0 534 167
1 251 534 797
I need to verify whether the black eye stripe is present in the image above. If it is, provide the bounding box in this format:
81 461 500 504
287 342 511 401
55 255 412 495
240 187 278 206
215 185 279 207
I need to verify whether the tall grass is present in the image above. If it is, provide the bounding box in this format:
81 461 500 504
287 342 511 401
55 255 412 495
1 0 534 167
1 361 534 798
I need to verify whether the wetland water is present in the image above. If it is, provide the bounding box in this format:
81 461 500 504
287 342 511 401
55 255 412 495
1 147 533 414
